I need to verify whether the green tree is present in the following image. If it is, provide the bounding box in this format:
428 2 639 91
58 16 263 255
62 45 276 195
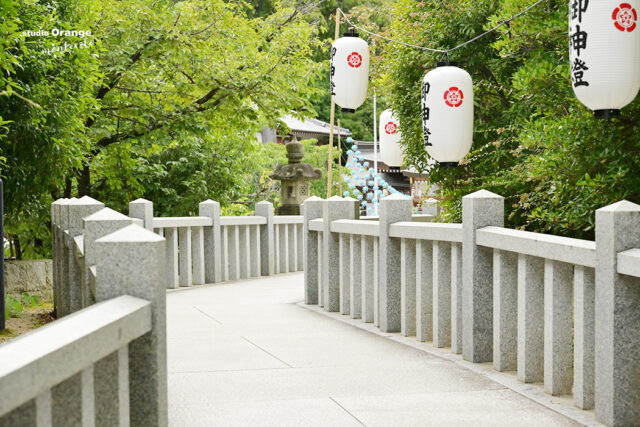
0 0 325 256
0 0 101 258
380 0 640 239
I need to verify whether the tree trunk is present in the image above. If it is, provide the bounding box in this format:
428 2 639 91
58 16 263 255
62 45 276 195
12 236 22 260
77 164 91 197
63 178 72 199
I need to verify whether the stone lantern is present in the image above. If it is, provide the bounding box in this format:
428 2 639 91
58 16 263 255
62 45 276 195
272 139 322 215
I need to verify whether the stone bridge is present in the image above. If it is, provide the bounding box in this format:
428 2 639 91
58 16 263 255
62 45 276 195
1 192 638 426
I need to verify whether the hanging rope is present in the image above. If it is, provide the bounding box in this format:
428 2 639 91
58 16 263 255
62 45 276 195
337 0 545 56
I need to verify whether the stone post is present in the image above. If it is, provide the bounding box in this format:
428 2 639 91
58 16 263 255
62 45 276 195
51 199 66 317
95 224 167 427
128 199 154 231
83 208 134 304
302 197 324 304
256 201 274 276
462 190 504 363
67 196 105 312
57 198 73 317
378 195 412 333
594 200 640 426
322 197 355 312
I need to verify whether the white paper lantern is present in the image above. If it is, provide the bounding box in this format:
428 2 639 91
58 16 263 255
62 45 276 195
331 31 369 112
379 109 404 167
569 1 640 117
421 63 474 167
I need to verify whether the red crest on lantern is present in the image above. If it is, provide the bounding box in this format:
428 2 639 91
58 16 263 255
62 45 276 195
613 3 637 32
347 52 363 68
444 87 464 107
384 122 398 134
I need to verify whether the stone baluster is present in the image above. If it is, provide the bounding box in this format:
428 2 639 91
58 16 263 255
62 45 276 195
416 240 433 342
322 197 356 312
400 238 416 337
256 201 275 276
573 265 595 410
517 254 544 383
361 236 375 323
492 249 518 371
178 227 193 287
433 240 451 348
451 242 463 354
543 260 573 395
192 226 205 285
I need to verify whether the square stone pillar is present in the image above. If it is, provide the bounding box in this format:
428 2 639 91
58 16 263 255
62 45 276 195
128 199 154 231
67 196 105 312
462 190 504 363
378 195 412 333
51 199 67 317
595 200 640 426
83 208 135 304
57 198 74 317
302 197 323 305
95 225 167 427
199 200 222 283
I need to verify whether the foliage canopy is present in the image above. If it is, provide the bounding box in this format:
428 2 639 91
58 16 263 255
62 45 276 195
378 0 640 239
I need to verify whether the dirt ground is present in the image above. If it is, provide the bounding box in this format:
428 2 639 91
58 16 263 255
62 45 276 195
0 302 56 344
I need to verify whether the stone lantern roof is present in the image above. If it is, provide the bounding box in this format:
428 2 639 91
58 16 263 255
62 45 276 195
272 140 322 182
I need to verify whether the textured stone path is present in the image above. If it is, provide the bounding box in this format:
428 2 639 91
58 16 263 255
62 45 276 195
167 272 579 426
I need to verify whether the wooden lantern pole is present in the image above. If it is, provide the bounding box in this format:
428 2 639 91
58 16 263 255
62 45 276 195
337 120 342 195
327 8 340 199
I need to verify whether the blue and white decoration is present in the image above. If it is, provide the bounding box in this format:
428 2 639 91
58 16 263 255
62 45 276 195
342 138 410 216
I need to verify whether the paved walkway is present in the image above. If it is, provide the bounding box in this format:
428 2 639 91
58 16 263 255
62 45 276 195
167 273 579 426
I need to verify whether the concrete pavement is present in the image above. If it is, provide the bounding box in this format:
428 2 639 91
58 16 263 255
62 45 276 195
167 272 579 426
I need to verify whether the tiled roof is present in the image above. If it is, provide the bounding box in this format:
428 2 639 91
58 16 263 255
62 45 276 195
282 115 351 137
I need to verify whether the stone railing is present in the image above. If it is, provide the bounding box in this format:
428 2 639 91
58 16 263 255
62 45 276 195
0 196 168 426
127 199 303 288
303 192 640 427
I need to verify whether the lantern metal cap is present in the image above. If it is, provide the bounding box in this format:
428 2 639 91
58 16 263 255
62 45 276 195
343 28 359 37
594 109 621 119
341 108 356 114
439 162 459 168
436 61 458 67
